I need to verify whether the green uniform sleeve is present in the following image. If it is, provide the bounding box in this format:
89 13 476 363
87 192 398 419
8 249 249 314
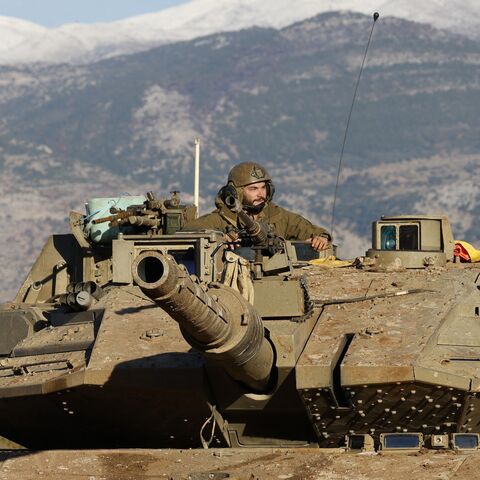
182 211 227 232
282 208 331 241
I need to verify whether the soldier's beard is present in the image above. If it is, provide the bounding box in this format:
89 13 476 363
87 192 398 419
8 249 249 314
243 201 266 215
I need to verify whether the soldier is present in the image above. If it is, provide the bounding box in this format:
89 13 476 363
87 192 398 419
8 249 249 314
184 162 331 251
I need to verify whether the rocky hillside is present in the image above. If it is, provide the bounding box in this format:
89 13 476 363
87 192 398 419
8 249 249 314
0 12 479 301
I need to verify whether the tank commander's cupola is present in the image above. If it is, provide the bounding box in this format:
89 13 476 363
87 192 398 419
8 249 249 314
366 215 455 269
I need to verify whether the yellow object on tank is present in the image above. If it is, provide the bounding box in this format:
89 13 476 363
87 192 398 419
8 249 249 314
454 240 480 263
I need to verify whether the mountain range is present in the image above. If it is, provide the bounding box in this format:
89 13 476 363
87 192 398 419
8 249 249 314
1 0 480 64
0 9 479 302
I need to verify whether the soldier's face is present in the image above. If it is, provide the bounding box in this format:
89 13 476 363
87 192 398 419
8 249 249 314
242 182 267 206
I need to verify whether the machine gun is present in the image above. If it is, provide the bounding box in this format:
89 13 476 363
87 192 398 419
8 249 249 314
235 209 285 258
91 191 195 235
221 185 286 259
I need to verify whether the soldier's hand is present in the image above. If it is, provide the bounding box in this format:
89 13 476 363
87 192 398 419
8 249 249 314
224 232 240 250
310 235 329 252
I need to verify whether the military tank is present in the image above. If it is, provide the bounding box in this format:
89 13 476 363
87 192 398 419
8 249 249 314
0 190 479 454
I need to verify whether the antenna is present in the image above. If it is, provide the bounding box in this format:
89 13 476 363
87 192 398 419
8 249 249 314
194 138 201 218
330 12 380 239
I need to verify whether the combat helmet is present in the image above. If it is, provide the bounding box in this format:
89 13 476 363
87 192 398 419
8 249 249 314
228 162 271 188
224 162 275 210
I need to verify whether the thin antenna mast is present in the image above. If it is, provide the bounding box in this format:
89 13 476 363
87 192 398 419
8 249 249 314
330 12 379 239
194 138 201 218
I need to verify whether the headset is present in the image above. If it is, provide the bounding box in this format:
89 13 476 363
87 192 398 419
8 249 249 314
219 180 275 213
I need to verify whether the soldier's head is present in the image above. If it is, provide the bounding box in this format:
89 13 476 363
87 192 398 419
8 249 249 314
226 162 275 213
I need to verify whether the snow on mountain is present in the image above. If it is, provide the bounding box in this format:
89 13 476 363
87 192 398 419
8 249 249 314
0 0 479 65
0 16 47 52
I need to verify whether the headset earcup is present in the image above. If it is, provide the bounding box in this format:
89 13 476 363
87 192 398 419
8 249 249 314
229 181 243 203
267 181 275 202
220 183 242 204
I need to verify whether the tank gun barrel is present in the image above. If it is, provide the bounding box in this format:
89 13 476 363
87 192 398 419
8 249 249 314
131 251 274 392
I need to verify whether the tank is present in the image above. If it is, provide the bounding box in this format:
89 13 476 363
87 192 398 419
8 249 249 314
0 191 479 455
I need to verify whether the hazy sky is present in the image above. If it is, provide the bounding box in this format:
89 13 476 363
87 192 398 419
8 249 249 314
0 0 190 27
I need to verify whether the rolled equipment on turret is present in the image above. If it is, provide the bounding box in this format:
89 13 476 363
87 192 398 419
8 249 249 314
131 250 275 392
